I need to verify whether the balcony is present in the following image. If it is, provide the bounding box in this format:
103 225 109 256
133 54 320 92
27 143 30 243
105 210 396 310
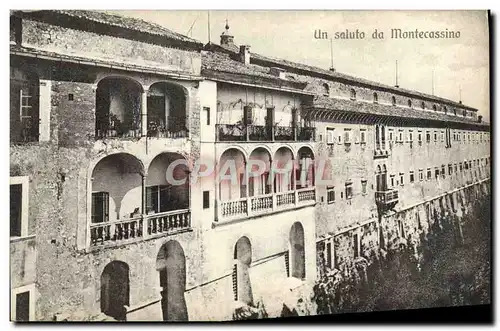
375 189 399 212
90 209 191 247
217 187 316 222
373 141 390 158
216 124 315 142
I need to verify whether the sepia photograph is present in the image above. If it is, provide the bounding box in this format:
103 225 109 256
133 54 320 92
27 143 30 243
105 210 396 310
8 8 491 323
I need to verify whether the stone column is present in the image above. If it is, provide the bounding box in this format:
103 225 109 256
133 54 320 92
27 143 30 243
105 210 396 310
141 89 148 137
141 174 148 237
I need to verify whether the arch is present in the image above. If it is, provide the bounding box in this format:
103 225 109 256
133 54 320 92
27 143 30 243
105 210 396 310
421 101 425 109
289 222 305 279
91 153 145 227
444 106 448 114
273 146 295 193
147 81 188 138
391 96 397 106
156 240 188 321
10 67 40 142
233 236 253 305
101 261 130 321
408 99 412 108
248 147 272 196
218 148 247 201
297 146 315 189
433 104 437 111
146 152 189 214
373 92 378 103
95 76 143 138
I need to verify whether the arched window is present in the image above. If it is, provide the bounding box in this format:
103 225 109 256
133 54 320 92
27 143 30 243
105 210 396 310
289 222 305 279
373 92 378 103
454 108 457 115
101 261 130 321
463 109 467 117
391 96 396 106
234 237 253 305
433 104 437 111
408 99 412 108
350 88 356 100
421 101 425 109
322 83 330 97
444 106 447 114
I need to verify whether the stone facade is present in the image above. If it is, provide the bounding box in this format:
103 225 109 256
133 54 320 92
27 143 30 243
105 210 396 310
9 10 490 322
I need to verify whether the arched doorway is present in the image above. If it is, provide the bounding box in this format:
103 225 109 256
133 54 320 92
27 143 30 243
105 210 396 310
156 240 188 321
289 222 305 279
233 236 253 305
101 261 130 321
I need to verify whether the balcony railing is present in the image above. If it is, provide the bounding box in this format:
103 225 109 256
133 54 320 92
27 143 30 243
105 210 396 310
375 189 399 207
217 187 316 221
216 124 315 142
147 209 191 235
89 209 191 247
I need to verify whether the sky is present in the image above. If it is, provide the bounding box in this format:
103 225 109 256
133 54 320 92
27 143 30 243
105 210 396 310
110 10 490 121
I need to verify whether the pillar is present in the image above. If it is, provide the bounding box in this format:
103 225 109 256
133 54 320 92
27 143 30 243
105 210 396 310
141 89 148 137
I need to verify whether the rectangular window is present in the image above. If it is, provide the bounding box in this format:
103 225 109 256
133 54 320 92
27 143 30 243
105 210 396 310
92 192 109 223
389 130 394 142
454 164 458 173
345 183 353 200
427 168 432 180
409 171 415 183
326 128 335 145
434 131 438 142
203 191 210 209
409 130 413 142
426 131 431 143
435 168 440 179
460 163 463 172
344 129 352 144
15 291 30 321
203 107 210 125
11 284 35 321
441 165 446 178
418 131 422 144
361 180 367 194
146 185 170 214
448 164 453 175
419 169 423 181
326 241 332 268
10 184 22 237
398 130 403 142
327 186 335 203
10 176 29 238
360 129 366 144
353 233 359 258
399 173 404 186
390 175 395 187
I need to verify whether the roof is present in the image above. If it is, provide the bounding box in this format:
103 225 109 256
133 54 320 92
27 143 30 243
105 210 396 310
308 96 489 129
10 44 202 81
201 50 308 92
205 42 478 113
15 10 203 49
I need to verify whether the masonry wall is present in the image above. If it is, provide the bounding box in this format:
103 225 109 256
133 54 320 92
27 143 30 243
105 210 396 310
21 18 201 75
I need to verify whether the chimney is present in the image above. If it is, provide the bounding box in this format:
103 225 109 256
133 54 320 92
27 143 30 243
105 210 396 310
239 45 250 65
478 115 483 123
269 67 286 79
